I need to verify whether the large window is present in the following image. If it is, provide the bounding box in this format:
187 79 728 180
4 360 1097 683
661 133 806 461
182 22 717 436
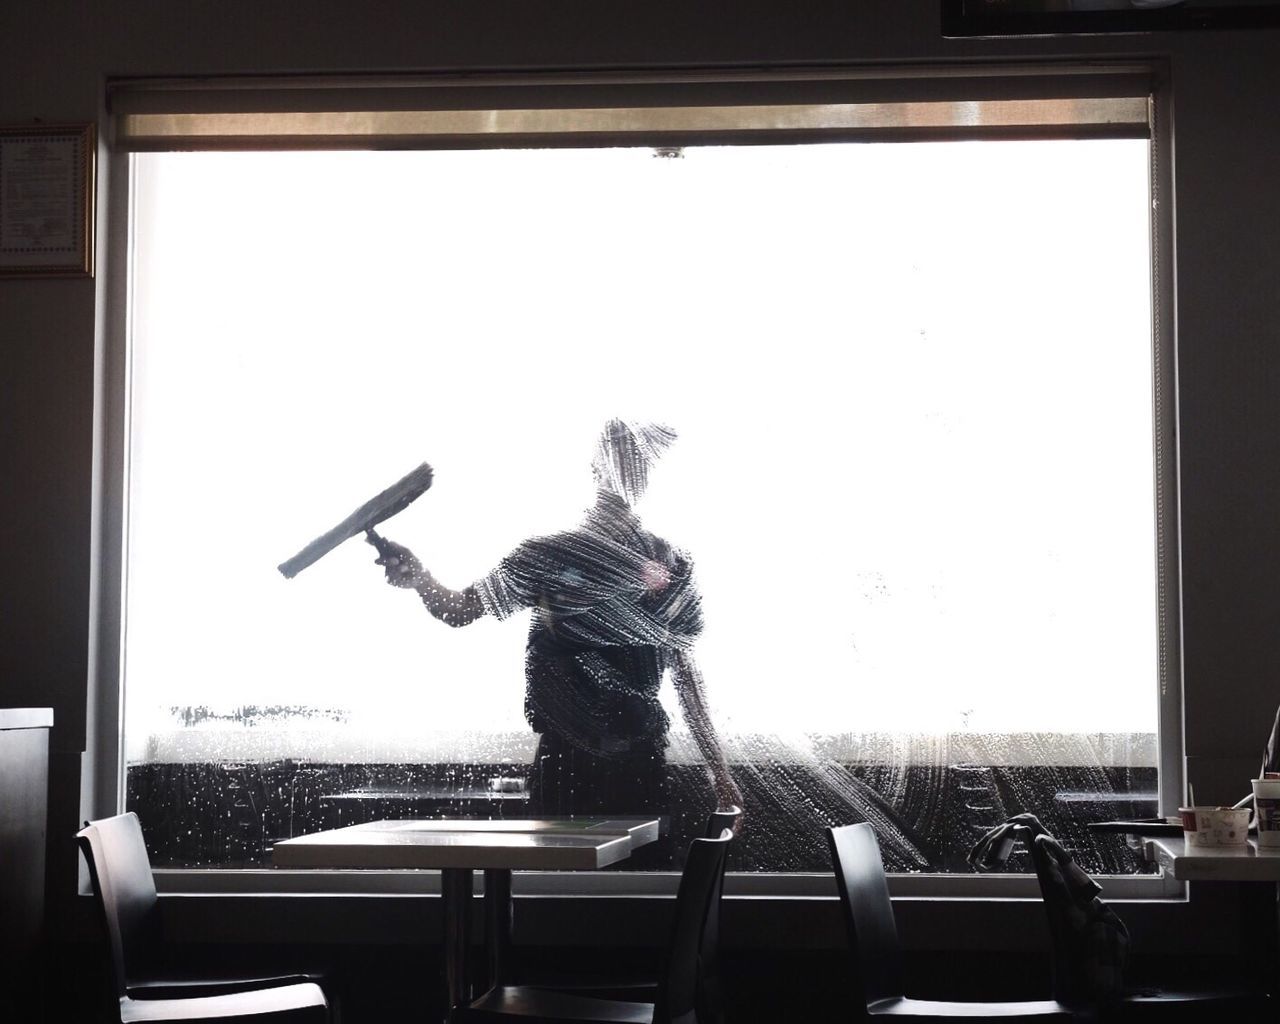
116 93 1162 876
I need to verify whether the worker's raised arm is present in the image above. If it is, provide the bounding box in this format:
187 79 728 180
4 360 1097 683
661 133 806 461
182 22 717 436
366 529 486 627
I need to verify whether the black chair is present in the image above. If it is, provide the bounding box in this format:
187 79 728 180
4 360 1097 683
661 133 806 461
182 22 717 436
703 808 742 839
506 807 740 1018
694 808 739 1024
77 812 330 1024
1027 830 1267 1021
448 828 733 1023
828 823 1073 1021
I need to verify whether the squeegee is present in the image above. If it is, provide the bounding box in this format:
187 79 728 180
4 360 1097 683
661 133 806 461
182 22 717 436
277 462 433 578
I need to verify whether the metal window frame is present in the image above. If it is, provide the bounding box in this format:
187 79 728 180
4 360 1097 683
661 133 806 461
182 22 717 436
87 59 1182 904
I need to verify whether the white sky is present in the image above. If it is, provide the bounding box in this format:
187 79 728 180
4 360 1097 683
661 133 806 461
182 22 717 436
125 140 1157 757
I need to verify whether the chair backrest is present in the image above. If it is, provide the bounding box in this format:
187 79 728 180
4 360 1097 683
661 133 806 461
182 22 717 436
693 807 739 1024
703 806 741 839
76 812 162 999
827 823 905 1009
655 829 732 1024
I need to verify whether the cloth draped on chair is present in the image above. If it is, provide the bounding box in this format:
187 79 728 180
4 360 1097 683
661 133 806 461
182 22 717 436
968 812 1130 1011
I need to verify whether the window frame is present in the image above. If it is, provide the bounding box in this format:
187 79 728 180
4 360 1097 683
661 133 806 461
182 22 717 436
86 59 1182 901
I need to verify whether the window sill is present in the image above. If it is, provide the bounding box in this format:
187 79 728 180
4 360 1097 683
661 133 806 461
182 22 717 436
134 880 1226 956
152 867 1180 900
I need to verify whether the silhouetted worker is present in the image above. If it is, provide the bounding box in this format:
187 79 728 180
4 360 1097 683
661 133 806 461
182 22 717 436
366 420 742 823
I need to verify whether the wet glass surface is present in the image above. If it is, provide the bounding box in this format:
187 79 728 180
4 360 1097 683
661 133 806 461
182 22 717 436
126 742 1157 872
123 140 1158 874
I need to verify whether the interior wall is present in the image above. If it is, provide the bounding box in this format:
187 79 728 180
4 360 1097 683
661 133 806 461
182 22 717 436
2 0 1278 947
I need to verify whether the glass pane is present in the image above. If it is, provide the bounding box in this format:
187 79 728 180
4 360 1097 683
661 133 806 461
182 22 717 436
124 139 1156 872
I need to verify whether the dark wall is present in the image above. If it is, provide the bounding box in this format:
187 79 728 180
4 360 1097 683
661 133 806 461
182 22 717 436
2 0 1278 962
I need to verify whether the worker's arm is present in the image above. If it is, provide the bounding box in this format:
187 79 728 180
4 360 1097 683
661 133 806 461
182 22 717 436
366 529 486 627
672 648 744 825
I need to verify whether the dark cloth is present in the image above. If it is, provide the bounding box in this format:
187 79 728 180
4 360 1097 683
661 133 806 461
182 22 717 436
969 813 1129 1011
476 491 703 760
1031 832 1129 1011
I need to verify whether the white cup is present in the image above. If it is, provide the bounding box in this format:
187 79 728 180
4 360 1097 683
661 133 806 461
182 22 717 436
1253 779 1280 848
1180 806 1250 848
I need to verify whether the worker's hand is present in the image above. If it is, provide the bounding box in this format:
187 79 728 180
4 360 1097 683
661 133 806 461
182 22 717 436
366 529 425 588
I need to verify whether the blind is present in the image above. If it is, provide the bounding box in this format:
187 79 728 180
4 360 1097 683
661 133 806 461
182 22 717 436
109 64 1154 150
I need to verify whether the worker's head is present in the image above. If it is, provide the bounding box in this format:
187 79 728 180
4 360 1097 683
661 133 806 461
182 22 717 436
592 419 677 505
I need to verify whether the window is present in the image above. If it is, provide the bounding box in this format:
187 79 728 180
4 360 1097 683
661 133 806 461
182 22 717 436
106 77 1169 879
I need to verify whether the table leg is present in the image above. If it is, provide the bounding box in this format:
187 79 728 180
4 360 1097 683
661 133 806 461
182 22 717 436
484 868 514 989
1231 881 1280 998
1254 882 1280 997
1273 882 1280 997
442 867 473 1011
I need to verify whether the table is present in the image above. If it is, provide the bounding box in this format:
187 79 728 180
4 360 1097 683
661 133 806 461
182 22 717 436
1142 834 1280 993
272 818 661 1011
1143 835 1280 881
1 709 52 1024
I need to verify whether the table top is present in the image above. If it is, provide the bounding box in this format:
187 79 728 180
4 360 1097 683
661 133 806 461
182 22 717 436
321 788 530 803
272 817 661 871
0 708 53 730
1145 835 1280 881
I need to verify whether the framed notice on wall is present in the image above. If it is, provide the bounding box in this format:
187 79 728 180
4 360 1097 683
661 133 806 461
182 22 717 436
0 123 95 278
